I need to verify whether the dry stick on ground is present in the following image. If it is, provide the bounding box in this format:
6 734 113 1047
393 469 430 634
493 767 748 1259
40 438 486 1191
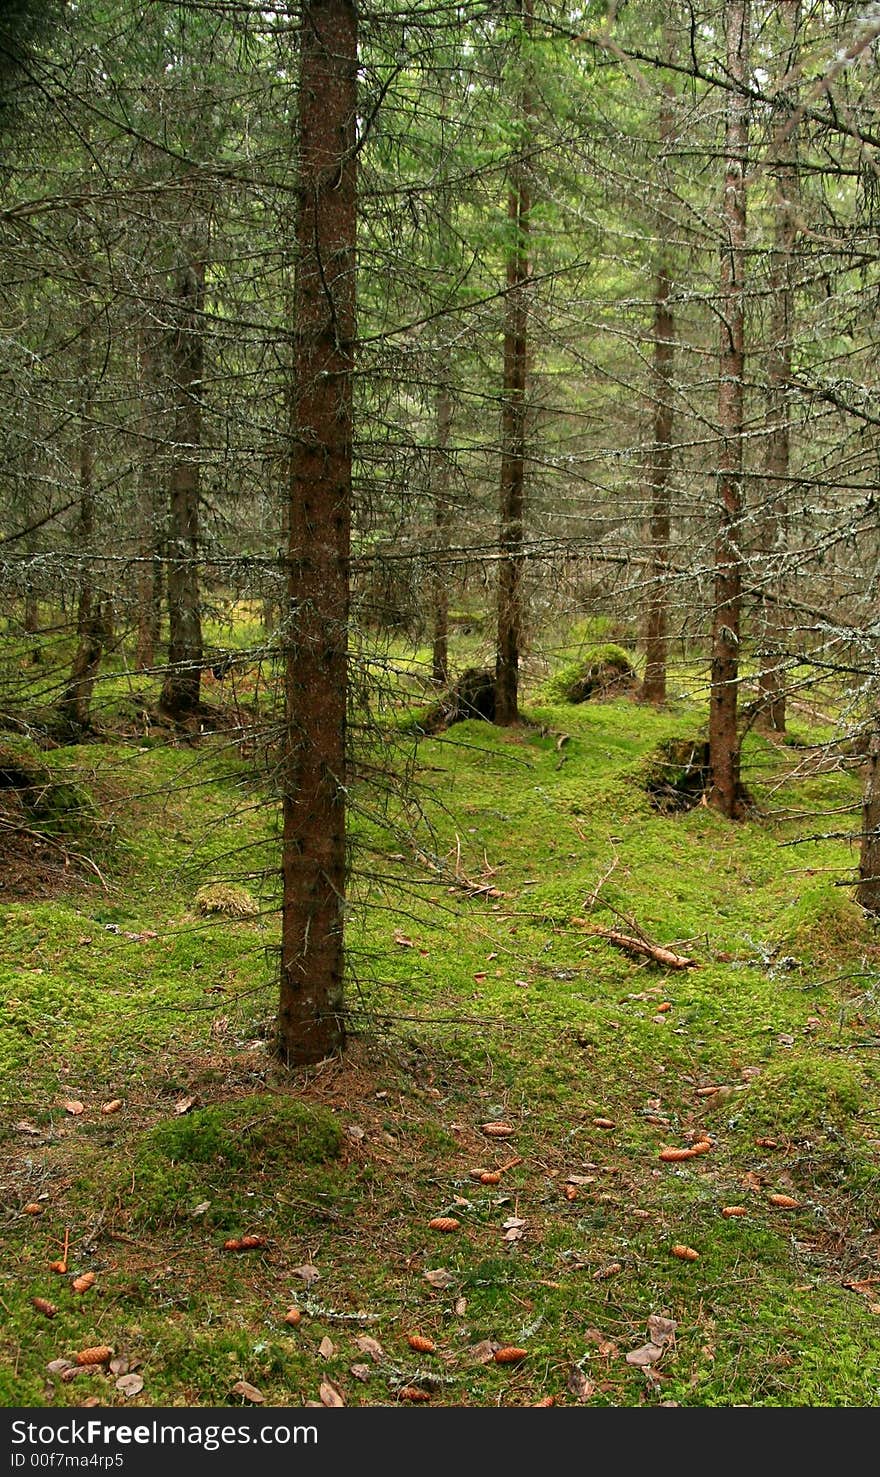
570 917 699 970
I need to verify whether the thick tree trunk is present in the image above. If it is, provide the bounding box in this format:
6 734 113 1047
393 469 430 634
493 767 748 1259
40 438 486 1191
708 0 750 818
757 3 799 733
160 247 204 720
495 0 532 727
60 290 104 730
277 0 357 1066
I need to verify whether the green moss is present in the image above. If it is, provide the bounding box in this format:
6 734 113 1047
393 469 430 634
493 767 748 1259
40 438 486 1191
543 644 638 704
741 1056 864 1137
776 885 870 959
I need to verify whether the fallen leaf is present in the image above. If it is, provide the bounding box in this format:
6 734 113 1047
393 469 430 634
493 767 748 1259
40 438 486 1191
49 1260 68 1274
626 1342 665 1367
670 1244 699 1261
32 1297 57 1318
567 1366 595 1401
109 1357 130 1376
468 1340 498 1364
566 1174 596 1187
115 1374 144 1398
844 1278 878 1297
318 1337 336 1359
319 1380 345 1408
191 1201 211 1218
355 1335 384 1362
75 1346 112 1366
646 1315 677 1347
350 1364 371 1382
564 1184 578 1200
480 1122 515 1137
16 1121 41 1135
290 1264 321 1287
695 1085 725 1097
454 1297 467 1316
174 1095 197 1115
494 1346 527 1364
428 1217 460 1232
393 931 414 948
101 1099 123 1115
63 1101 84 1116
741 1170 764 1192
80 1397 101 1407
72 1272 96 1293
407 1334 436 1354
346 1124 365 1142
231 1380 265 1404
47 1359 75 1376
423 1268 454 1290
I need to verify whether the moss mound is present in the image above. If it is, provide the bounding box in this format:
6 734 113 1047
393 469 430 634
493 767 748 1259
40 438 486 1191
643 737 710 812
123 1094 343 1228
194 882 260 917
741 1057 864 1139
776 885 871 959
0 736 96 834
545 644 638 704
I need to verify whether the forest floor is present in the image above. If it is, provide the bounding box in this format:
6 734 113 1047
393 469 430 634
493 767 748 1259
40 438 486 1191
1 639 879 1408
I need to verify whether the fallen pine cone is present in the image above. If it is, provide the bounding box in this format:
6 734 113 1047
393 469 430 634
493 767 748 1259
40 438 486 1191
399 1386 431 1402
722 1206 747 1218
659 1146 699 1162
593 1117 615 1129
238 1234 266 1249
75 1346 113 1366
534 1396 556 1406
407 1334 436 1354
593 1263 622 1281
71 1272 96 1293
494 1347 528 1364
690 1139 713 1155
768 1193 799 1208
428 1217 460 1232
283 1307 302 1327
480 1171 502 1185
469 1168 491 1181
33 1297 57 1318
101 1100 123 1115
480 1122 515 1137
670 1244 699 1261
23 1202 44 1215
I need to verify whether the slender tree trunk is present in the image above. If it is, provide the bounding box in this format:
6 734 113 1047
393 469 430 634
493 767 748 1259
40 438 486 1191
495 0 532 726
708 0 750 818
160 242 204 720
60 278 104 730
277 0 357 1066
431 371 452 686
857 723 880 913
135 321 162 671
757 3 800 733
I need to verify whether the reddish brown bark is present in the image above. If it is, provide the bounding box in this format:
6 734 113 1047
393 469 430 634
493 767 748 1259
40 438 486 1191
277 0 357 1065
709 0 750 818
495 0 532 727
642 261 674 704
160 246 205 720
60 282 104 731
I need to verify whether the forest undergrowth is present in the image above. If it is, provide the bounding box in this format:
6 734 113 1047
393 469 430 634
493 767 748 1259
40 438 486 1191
1 629 879 1408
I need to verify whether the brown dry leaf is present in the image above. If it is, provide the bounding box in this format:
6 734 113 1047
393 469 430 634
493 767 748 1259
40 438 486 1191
32 1297 57 1318
47 1359 75 1376
72 1272 96 1294
115 1374 145 1398
49 1260 67 1274
844 1278 878 1297
80 1397 101 1408
567 1366 595 1402
407 1334 436 1354
63 1101 84 1116
101 1099 123 1115
741 1170 764 1192
468 1340 498 1365
290 1264 321 1287
393 931 415 947
647 1315 677 1347
768 1193 799 1208
174 1095 197 1115
670 1244 699 1261
656 1002 672 1013
626 1342 665 1368
109 1357 130 1376
350 1364 371 1382
355 1335 384 1362
231 1380 265 1404
75 1346 112 1366
423 1268 454 1290
319 1380 345 1408
564 1184 578 1201
502 1216 526 1243
494 1346 527 1364
428 1216 460 1232
566 1174 596 1187
317 1336 336 1360
695 1085 725 1097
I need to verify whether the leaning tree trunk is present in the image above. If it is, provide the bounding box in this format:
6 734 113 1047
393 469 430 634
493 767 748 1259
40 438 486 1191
756 2 800 733
60 267 104 731
495 0 532 727
160 244 204 720
708 0 750 818
277 0 357 1066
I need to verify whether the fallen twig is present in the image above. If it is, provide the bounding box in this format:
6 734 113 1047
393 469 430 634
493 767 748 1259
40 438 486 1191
570 918 698 970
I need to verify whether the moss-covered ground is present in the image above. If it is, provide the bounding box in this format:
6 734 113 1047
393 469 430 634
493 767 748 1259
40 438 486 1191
1 627 879 1408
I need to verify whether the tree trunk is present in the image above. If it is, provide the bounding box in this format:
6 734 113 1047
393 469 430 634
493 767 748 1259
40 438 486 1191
135 321 163 671
708 0 750 818
60 279 104 731
495 0 533 727
757 2 800 734
277 0 357 1066
160 245 205 720
857 723 880 913
431 372 452 686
